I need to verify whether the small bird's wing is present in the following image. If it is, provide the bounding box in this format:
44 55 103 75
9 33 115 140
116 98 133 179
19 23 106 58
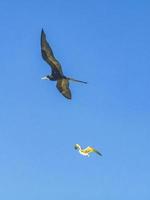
41 29 64 76
83 146 102 156
56 79 72 99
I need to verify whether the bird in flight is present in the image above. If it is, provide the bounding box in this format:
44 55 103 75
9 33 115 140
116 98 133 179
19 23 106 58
74 144 102 157
41 29 87 99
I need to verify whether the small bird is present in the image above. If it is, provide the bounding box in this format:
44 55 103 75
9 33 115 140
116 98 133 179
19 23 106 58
74 144 102 157
41 29 87 99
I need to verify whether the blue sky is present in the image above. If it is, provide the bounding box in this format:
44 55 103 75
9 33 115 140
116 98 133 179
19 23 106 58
0 0 150 199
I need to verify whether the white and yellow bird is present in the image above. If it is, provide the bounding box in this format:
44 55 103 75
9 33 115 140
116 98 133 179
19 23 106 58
74 144 102 157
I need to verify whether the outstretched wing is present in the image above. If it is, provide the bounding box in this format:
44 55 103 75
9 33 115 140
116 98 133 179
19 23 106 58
41 29 64 76
84 146 102 156
56 79 72 99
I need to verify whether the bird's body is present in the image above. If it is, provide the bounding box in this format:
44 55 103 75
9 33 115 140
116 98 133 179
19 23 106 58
74 144 102 157
41 29 87 99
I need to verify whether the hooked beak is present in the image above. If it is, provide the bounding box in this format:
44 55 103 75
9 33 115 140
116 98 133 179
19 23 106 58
41 76 49 80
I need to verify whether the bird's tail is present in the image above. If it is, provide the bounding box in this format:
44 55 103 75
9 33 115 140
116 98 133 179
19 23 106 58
68 77 87 84
94 149 102 156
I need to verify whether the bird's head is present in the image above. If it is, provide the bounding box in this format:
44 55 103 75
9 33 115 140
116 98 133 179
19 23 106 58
74 144 81 150
41 75 51 80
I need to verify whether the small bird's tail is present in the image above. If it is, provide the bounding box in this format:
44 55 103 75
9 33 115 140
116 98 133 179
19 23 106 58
68 77 87 84
94 149 102 156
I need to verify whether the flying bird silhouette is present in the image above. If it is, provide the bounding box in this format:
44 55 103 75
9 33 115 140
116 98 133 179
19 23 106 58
74 144 102 157
41 29 87 99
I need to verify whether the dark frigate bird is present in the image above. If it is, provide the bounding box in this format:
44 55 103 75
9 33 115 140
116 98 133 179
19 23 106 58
41 29 87 99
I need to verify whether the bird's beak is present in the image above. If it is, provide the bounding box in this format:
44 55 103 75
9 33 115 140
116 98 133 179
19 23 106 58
41 76 49 80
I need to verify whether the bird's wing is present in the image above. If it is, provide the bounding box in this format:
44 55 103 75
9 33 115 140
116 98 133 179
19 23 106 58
41 29 64 76
83 146 102 156
56 79 72 99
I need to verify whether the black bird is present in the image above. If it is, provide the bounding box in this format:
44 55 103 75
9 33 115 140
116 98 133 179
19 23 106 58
41 29 87 99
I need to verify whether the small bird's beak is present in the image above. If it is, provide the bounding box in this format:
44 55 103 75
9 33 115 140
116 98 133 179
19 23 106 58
41 76 49 80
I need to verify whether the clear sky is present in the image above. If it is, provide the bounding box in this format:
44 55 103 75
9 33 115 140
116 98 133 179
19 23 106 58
0 0 150 199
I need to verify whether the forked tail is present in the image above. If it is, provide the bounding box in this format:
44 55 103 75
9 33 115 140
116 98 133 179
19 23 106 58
68 77 87 84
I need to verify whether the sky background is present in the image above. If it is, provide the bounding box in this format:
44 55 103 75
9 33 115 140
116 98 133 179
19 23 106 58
0 0 150 199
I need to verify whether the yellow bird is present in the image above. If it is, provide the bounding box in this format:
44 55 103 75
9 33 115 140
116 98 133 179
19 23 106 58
74 144 102 157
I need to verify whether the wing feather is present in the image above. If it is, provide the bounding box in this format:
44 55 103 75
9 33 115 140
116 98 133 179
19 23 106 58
41 29 64 76
56 79 72 99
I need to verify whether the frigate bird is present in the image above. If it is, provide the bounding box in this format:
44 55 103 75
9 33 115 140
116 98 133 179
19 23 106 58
74 144 102 157
41 29 87 99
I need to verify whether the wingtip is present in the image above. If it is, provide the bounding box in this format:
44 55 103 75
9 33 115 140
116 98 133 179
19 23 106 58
63 91 72 100
41 28 45 35
66 96 72 100
61 92 72 100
